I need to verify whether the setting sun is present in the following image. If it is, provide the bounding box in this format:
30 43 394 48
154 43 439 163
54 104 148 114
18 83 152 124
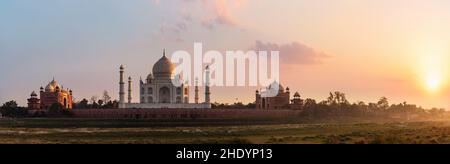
425 72 441 92
415 42 449 95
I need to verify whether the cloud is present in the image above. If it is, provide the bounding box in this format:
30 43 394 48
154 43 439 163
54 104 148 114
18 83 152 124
159 21 187 34
157 21 188 42
151 0 160 5
209 0 238 26
193 0 247 30
152 0 247 41
252 41 330 65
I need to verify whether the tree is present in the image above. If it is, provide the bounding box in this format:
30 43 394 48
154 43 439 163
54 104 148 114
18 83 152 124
377 97 389 110
103 90 111 104
2 100 18 108
334 91 349 105
48 103 63 112
102 100 116 109
304 98 317 110
326 92 349 105
112 100 119 108
92 101 100 109
48 103 72 117
356 101 367 106
246 103 256 109
97 100 104 106
75 99 89 109
90 96 98 104
0 100 27 118
327 92 335 105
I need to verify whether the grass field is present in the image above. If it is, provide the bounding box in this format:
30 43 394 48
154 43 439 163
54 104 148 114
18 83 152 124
0 118 449 144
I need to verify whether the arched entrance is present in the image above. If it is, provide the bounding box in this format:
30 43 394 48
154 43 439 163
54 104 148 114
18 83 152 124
148 96 153 103
159 87 170 103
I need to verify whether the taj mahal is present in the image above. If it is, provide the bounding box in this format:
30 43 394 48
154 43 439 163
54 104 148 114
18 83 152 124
118 50 211 109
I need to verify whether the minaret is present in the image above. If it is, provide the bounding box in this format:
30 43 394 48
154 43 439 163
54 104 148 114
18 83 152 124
119 65 125 106
286 87 290 101
128 76 132 103
139 77 143 103
184 80 190 104
255 90 261 109
195 78 199 104
204 65 211 104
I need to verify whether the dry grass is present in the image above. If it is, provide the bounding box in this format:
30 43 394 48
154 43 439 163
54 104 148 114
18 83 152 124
0 118 449 144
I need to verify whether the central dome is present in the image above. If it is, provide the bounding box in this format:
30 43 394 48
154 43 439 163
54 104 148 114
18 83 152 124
45 78 60 92
152 52 175 78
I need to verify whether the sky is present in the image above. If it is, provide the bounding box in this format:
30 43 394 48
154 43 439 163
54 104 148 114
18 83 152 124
0 0 449 109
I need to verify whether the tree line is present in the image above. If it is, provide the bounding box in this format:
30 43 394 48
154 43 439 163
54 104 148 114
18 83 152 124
73 90 119 109
0 91 447 120
298 92 446 121
211 91 447 121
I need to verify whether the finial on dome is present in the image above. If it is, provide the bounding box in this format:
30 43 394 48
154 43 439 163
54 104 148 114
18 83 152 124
294 92 301 98
31 91 37 97
163 49 166 57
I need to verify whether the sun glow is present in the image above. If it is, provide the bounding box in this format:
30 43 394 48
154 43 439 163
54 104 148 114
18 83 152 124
425 72 441 92
416 42 449 94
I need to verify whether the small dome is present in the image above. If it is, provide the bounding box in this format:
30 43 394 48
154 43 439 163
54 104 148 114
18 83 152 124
294 92 301 97
30 91 37 97
45 78 60 92
45 85 54 92
152 52 175 78
147 73 154 80
268 81 284 92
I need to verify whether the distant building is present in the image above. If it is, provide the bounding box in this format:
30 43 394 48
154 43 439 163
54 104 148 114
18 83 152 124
290 92 304 109
118 50 211 109
27 91 40 110
255 82 303 110
27 78 73 110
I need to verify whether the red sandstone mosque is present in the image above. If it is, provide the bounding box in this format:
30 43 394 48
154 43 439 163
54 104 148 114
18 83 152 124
27 78 73 110
255 82 304 110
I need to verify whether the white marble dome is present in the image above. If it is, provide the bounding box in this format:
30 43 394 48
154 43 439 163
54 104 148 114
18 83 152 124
152 54 174 78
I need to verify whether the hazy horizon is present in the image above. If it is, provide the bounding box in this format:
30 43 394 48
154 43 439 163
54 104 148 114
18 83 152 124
1 0 449 109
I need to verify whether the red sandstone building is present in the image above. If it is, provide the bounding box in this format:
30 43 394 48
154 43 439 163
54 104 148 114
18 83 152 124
255 82 304 110
27 78 73 110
